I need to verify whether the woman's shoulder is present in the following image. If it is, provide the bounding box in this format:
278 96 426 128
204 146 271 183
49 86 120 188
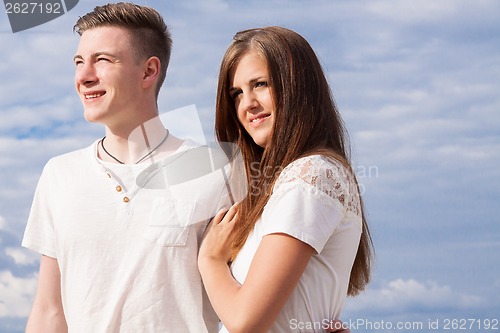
276 154 352 184
275 154 361 215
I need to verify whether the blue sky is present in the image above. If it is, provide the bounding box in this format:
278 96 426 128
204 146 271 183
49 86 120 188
1 0 499 332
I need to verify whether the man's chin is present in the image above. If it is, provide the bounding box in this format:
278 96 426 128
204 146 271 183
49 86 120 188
83 110 104 124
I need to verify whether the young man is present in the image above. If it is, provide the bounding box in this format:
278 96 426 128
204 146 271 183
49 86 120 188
22 3 230 332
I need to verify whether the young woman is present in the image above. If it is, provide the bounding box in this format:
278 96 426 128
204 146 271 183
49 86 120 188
198 26 373 333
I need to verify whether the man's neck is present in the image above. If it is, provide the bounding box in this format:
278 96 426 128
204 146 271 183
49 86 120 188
100 116 171 164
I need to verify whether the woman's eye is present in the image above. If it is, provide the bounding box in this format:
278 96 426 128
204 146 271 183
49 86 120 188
230 89 242 99
255 81 268 88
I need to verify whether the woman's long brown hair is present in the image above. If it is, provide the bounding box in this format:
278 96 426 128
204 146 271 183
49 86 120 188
215 26 373 296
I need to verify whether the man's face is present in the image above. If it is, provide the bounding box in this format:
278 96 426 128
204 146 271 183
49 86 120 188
74 26 145 127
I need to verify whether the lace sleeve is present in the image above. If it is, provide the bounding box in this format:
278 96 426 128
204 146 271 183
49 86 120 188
274 155 361 217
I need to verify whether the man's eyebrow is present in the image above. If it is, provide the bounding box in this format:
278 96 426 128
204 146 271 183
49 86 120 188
73 52 118 61
94 51 117 58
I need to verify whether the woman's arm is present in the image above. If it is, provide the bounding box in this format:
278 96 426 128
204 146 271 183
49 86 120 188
199 207 315 333
26 255 68 333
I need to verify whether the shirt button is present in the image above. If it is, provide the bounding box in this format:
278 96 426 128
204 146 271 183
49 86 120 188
123 197 130 203
116 185 122 192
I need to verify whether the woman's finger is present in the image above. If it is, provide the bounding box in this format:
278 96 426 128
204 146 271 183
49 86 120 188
222 205 238 223
213 208 229 224
227 212 238 224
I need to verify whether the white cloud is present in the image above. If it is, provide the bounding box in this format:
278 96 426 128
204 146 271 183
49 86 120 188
5 247 39 266
365 0 459 23
0 96 81 133
179 0 229 13
364 0 500 27
0 33 76 108
0 216 6 231
345 278 485 314
0 270 37 317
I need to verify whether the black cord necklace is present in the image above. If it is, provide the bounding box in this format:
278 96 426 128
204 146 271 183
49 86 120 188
100 130 169 164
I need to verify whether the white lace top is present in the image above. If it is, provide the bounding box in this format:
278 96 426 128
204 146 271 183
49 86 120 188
275 154 361 218
220 155 363 333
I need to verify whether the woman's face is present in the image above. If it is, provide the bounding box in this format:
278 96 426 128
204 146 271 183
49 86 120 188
229 51 275 148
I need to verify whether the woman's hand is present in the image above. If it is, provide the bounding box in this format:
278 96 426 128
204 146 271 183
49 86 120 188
198 205 238 267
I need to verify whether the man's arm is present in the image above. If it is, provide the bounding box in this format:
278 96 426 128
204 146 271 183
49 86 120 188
26 255 67 333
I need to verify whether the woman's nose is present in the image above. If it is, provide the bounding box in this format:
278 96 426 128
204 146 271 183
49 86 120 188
241 91 258 111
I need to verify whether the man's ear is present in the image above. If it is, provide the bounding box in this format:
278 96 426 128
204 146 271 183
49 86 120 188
142 56 161 89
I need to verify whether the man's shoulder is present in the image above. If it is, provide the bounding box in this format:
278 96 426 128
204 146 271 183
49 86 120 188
44 142 95 170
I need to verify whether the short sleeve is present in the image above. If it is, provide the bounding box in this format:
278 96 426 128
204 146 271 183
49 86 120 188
259 155 361 254
22 160 57 258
